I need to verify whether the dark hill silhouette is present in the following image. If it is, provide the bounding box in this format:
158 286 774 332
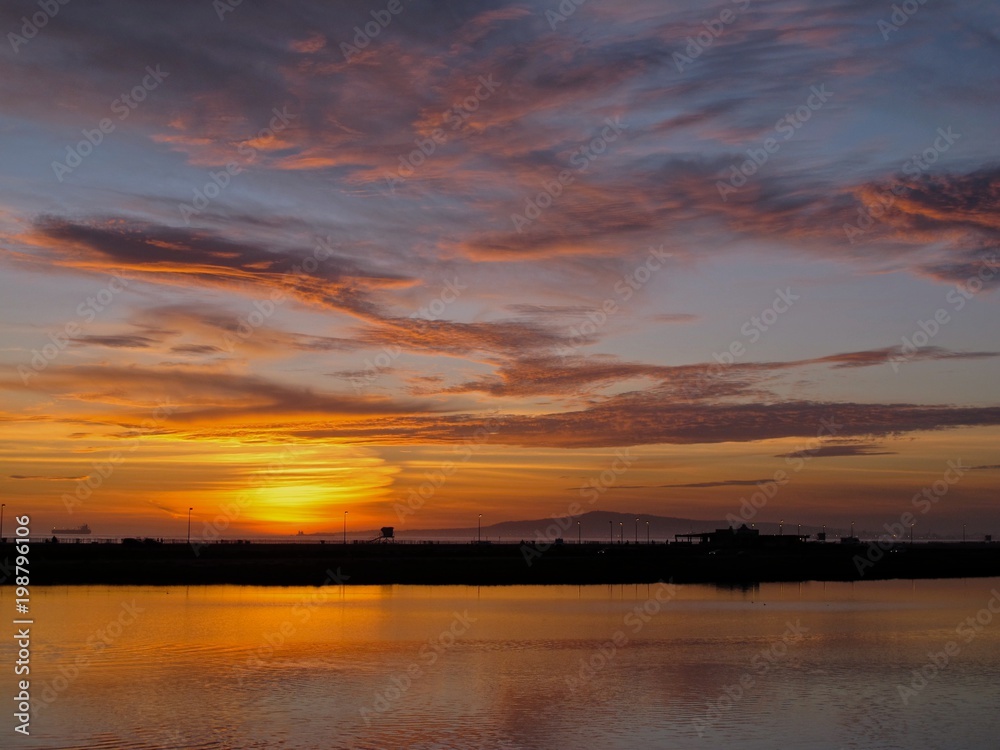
315 510 831 541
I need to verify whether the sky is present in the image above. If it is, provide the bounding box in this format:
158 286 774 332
0 0 998 539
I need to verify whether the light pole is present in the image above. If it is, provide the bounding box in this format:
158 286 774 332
1 503 5 542
646 520 649 544
619 522 623 544
609 520 612 544
910 522 914 544
187 507 193 544
478 514 482 543
577 521 581 544
963 524 966 543
343 510 348 545
779 519 783 536
635 518 639 544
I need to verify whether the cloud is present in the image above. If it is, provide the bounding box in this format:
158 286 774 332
287 399 1000 450
883 166 1000 238
8 351 999 450
73 334 159 349
169 344 224 355
438 346 1000 400
2 0 993 307
773 444 896 459
145 499 185 516
9 474 89 481
18 217 407 319
442 355 686 398
12 219 600 365
611 479 780 490
650 313 699 324
505 304 598 317
354 318 575 359
1 363 437 427
802 347 1000 369
0 0 997 515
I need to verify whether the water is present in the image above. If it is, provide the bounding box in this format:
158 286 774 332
2 579 999 749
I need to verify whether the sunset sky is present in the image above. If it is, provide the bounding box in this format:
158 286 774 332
1 0 997 538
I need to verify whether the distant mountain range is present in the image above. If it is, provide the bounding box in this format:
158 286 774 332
318 510 839 542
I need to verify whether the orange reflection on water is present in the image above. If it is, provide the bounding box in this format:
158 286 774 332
3 580 999 750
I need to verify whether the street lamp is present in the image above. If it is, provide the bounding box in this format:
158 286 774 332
343 510 348 545
609 520 613 544
577 521 581 544
1 503 5 542
635 518 639 544
187 507 193 544
646 520 650 544
910 522 914 544
478 514 482 543
619 522 623 544
779 519 783 536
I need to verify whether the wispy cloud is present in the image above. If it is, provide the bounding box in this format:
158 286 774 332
9 474 89 481
773 445 896 459
0 0 997 531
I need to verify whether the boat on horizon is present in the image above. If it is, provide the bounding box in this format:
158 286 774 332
52 524 92 535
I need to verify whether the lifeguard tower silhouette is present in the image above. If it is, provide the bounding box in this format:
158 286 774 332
369 526 394 543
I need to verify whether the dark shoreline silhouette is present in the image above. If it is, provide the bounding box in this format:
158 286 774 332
7 540 1000 586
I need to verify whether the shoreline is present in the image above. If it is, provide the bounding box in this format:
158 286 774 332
6 540 1000 586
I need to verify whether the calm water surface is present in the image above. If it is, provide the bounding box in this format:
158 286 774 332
2 578 999 749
